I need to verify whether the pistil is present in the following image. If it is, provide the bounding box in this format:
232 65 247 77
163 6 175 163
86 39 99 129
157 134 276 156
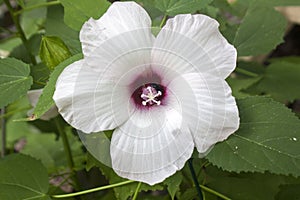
140 86 162 106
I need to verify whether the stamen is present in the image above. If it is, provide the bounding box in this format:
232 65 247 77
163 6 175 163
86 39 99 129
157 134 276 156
141 85 162 106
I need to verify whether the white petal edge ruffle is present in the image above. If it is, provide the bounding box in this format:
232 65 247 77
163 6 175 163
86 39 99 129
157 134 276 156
80 1 152 57
110 106 194 185
153 14 237 79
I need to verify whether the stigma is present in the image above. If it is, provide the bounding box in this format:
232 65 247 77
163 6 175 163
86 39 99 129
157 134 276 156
141 86 162 106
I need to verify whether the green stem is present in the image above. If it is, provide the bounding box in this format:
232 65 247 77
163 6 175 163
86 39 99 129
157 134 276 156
14 1 60 16
199 185 231 200
3 0 37 65
132 182 142 200
159 14 167 28
1 107 6 158
33 80 47 86
188 159 203 200
54 118 82 193
55 119 74 170
52 180 135 198
235 68 258 78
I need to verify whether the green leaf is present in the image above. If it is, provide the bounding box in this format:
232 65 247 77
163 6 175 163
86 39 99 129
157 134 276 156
45 5 81 54
0 154 51 200
20 0 47 37
0 37 22 52
21 126 85 172
30 63 50 89
206 96 300 177
228 62 264 98
16 0 25 8
39 36 72 70
227 76 261 98
9 34 42 63
164 172 183 200
0 58 33 107
87 154 164 200
28 34 43 56
4 108 31 149
232 3 286 56
205 166 287 200
180 188 198 200
246 58 300 102
134 0 163 19
31 53 83 120
276 184 300 200
59 0 111 30
154 0 212 16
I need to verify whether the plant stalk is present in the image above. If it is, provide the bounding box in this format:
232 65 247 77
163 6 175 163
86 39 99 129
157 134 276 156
55 119 74 170
52 180 135 198
54 118 81 193
188 159 203 200
235 68 258 77
199 185 231 200
132 182 142 200
159 14 167 28
14 1 60 16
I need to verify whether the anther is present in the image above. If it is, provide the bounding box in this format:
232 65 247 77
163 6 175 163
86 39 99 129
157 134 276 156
140 85 162 106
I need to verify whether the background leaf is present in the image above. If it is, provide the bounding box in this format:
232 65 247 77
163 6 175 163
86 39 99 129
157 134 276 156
207 96 300 177
32 53 82 120
276 184 300 200
232 3 286 56
154 0 212 16
59 0 111 30
0 154 50 200
20 0 47 37
39 36 72 70
21 126 85 173
0 58 32 107
45 5 81 54
227 61 264 98
204 165 298 200
164 171 183 200
246 57 300 102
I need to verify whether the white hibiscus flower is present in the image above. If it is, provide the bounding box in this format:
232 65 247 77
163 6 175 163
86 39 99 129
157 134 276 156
53 1 239 185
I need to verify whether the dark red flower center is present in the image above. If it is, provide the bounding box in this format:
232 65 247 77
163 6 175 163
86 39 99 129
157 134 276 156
131 83 166 108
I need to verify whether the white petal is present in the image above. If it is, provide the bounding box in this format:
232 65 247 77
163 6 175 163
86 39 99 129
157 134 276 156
53 60 130 133
153 14 237 78
168 73 239 154
110 106 194 185
80 1 152 57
